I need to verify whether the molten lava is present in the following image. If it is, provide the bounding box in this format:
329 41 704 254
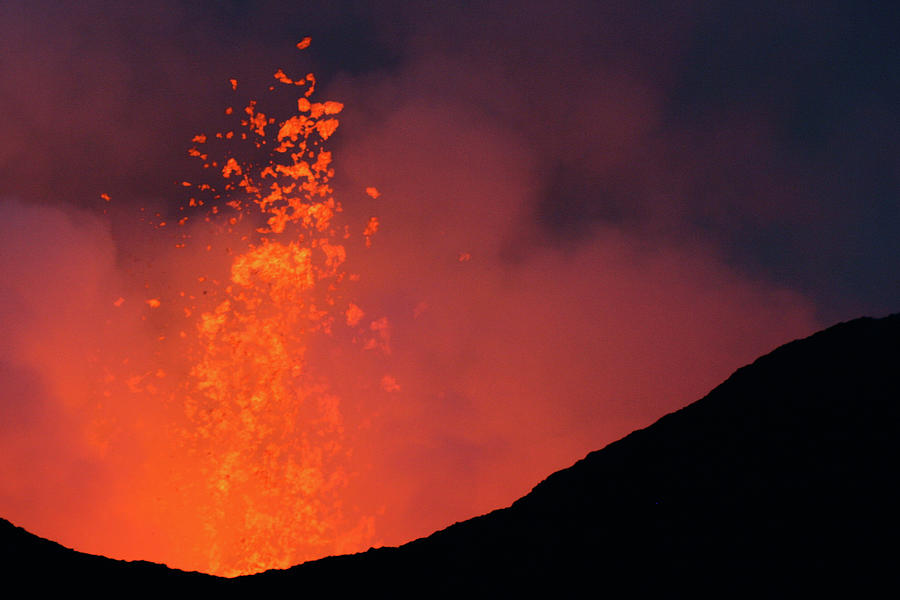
93 41 383 576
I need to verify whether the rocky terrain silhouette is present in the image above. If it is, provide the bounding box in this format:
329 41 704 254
3 313 897 595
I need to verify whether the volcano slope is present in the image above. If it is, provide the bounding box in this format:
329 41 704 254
2 313 898 595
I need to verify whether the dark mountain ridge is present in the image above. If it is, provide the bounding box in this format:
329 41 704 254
3 313 898 595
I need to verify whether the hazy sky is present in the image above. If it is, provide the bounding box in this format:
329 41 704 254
2 1 897 321
1 0 897 574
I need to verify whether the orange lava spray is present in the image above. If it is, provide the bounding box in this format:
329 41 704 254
105 40 382 576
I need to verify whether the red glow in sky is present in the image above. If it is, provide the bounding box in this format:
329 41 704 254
3 2 871 577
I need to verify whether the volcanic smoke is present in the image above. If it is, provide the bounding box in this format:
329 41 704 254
0 39 820 576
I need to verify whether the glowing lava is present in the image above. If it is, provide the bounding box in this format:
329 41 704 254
103 41 383 576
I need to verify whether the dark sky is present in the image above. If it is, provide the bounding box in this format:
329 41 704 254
0 0 898 574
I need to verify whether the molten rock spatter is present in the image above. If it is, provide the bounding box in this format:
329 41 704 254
140 43 384 576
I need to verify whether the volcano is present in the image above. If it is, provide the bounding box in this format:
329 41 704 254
2 313 897 594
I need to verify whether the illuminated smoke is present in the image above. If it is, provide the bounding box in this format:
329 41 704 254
0 26 823 577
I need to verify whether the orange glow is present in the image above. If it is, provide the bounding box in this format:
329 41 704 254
0 34 824 586
1 49 386 577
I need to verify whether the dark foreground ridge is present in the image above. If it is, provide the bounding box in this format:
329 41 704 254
3 314 898 595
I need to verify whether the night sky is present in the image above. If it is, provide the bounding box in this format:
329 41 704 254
1 0 898 574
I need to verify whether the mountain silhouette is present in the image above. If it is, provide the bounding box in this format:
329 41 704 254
3 314 897 596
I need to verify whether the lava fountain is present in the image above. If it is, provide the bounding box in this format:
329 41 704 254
1 39 386 577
